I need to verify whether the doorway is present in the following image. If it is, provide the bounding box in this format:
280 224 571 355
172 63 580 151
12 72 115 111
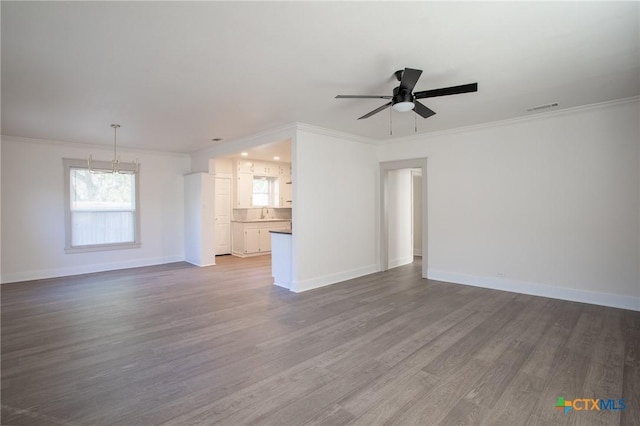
380 159 428 278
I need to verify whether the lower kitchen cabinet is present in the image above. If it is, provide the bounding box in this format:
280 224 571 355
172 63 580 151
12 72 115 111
231 221 291 257
244 228 261 254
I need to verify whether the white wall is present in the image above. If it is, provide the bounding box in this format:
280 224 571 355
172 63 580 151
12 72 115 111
1 137 190 283
387 169 413 268
292 128 379 292
379 99 640 310
184 173 215 267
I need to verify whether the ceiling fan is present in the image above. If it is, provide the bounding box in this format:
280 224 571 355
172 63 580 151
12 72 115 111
335 68 478 120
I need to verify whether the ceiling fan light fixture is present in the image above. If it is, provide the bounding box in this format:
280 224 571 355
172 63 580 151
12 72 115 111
392 101 415 113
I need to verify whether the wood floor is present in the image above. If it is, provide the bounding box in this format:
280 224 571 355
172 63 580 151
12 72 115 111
2 256 639 426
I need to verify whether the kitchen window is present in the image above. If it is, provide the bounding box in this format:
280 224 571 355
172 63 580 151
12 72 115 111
252 176 272 207
63 158 141 253
252 176 280 207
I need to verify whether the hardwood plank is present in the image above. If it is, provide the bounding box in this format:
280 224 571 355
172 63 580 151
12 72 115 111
2 255 638 426
620 365 639 426
480 371 546 426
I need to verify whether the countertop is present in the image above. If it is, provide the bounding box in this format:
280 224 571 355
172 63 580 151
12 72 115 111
232 219 292 223
269 229 292 235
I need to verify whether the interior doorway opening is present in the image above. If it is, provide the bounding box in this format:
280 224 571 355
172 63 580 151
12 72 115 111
380 159 428 278
210 139 293 260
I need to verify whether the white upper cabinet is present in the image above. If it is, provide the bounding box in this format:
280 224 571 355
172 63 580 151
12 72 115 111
278 164 291 175
254 161 278 176
237 160 254 173
234 160 292 208
236 172 253 208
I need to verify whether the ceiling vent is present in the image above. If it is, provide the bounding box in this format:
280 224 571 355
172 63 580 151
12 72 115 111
527 102 559 112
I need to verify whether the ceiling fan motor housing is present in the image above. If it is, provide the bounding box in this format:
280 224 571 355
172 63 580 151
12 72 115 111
392 86 413 106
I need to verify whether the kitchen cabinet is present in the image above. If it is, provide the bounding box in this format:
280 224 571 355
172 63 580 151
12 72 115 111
237 160 254 173
232 220 291 257
244 228 261 253
236 172 253 208
259 227 272 252
279 175 292 207
233 160 292 208
278 164 291 175
254 161 278 177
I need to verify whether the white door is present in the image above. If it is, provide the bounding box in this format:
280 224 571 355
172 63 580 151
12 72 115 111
214 178 231 255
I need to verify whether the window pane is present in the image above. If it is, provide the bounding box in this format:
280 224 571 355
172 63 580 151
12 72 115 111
70 168 134 211
252 194 269 206
253 178 269 194
71 211 135 246
69 168 136 247
252 177 271 206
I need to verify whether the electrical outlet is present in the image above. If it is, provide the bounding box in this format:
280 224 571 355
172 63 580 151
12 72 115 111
497 272 506 278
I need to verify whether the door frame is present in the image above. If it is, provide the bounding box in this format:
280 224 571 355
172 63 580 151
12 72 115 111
379 158 428 278
411 168 423 257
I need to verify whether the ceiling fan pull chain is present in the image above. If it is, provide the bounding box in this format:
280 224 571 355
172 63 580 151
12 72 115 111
389 106 392 136
415 111 417 133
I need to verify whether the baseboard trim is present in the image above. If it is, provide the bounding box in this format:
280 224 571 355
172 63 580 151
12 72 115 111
291 264 379 293
389 257 414 269
427 269 640 312
1 256 185 284
184 260 216 267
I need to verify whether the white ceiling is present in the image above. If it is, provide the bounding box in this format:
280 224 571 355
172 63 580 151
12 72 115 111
223 139 292 163
2 2 638 153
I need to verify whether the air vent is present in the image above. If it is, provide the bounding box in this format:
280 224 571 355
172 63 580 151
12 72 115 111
527 102 559 112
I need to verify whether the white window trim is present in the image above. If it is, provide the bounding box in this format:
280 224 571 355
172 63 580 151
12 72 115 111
63 158 141 254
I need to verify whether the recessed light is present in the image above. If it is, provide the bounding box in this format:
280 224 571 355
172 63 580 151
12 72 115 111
240 152 248 157
211 138 223 142
273 156 280 161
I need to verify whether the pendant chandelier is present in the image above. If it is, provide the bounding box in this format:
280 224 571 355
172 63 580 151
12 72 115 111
88 124 139 174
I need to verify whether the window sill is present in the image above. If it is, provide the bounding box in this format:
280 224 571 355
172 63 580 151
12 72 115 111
65 242 141 254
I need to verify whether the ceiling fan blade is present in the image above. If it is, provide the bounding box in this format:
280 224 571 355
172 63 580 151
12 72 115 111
399 68 423 92
336 95 393 99
358 102 392 120
413 101 436 119
414 82 478 99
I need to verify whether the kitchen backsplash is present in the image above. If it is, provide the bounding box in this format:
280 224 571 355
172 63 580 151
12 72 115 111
233 208 292 221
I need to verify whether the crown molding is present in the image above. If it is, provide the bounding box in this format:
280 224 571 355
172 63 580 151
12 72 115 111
294 123 378 145
383 96 640 145
0 134 190 158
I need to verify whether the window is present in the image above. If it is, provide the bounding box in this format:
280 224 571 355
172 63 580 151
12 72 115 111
64 159 140 253
252 177 272 206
